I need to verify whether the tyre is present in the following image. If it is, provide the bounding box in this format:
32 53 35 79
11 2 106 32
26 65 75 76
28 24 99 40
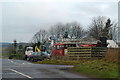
9 56 12 59
27 57 30 61
34 60 38 62
24 55 27 60
30 58 34 62
39 59 43 61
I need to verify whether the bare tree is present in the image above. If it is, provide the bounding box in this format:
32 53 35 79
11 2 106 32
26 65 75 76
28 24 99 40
49 22 85 40
49 23 65 39
49 27 55 36
55 23 65 39
109 22 118 41
88 16 106 40
88 16 118 41
32 29 48 43
63 23 70 38
68 22 84 39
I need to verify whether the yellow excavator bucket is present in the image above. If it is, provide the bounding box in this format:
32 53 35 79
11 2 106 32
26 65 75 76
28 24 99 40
35 46 41 52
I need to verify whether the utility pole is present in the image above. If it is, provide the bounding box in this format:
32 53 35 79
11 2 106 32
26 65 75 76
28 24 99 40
13 40 17 57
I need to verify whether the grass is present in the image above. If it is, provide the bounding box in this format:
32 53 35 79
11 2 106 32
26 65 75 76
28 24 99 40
9 54 25 60
2 53 25 60
105 48 119 62
2 53 11 58
36 59 118 78
72 60 118 78
37 59 80 65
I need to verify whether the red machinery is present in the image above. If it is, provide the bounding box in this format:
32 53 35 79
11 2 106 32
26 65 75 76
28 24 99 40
80 44 102 47
51 43 76 56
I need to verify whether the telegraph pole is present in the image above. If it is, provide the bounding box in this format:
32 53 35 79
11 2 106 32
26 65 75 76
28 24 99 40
13 40 17 57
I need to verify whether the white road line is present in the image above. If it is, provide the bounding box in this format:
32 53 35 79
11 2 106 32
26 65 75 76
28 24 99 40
8 59 32 65
10 60 22 65
11 61 14 63
28 63 32 64
8 68 33 79
10 61 17 64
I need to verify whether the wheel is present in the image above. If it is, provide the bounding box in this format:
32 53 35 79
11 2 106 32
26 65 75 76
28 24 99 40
34 60 38 62
24 55 28 60
39 59 43 61
9 56 12 59
30 58 34 62
27 57 30 61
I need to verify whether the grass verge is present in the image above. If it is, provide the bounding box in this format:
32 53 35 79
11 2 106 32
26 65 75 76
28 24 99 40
72 60 118 78
36 59 118 78
2 53 25 60
37 59 80 65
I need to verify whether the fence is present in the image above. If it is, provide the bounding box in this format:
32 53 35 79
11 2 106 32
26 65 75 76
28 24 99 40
51 47 107 60
67 47 107 60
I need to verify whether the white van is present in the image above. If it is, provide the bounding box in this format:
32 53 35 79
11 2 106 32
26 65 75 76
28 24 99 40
25 47 33 60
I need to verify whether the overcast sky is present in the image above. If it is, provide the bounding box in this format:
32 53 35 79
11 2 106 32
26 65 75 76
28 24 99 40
1 0 118 43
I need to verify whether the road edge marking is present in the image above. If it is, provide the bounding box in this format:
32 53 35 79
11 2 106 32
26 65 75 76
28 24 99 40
8 68 33 79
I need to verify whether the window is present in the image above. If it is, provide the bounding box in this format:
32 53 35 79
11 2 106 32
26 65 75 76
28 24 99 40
56 45 60 49
27 48 33 51
33 52 38 55
60 45 64 50
64 44 76 47
37 52 41 55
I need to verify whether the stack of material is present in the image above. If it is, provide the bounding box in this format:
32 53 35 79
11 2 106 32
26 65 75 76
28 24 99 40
67 47 107 60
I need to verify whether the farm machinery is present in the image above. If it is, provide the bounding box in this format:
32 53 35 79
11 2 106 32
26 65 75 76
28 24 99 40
24 43 50 62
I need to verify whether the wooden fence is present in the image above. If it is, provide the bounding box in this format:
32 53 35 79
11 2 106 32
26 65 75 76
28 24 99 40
67 47 107 60
51 47 107 60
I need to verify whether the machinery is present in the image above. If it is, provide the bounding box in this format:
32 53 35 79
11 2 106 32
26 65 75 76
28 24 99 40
51 43 76 56
24 47 34 60
24 44 50 61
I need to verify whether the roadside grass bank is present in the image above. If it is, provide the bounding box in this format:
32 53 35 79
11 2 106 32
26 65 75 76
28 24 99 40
8 54 25 60
72 59 118 78
2 53 25 60
36 59 80 65
2 53 10 57
36 59 118 78
2 53 10 59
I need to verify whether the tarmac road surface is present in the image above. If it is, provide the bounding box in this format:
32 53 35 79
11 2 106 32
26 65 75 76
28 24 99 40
2 59 92 80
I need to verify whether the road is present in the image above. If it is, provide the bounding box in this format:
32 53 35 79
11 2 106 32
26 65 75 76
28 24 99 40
2 59 91 80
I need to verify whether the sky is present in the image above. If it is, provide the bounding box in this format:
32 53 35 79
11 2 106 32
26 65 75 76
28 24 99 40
1 0 119 43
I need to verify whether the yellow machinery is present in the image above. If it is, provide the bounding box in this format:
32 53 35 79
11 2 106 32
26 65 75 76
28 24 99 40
35 46 41 52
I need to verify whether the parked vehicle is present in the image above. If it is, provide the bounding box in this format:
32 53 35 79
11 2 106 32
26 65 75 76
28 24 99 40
24 47 34 60
27 52 44 62
41 51 50 59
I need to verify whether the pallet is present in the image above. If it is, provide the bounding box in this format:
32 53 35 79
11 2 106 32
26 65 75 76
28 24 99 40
67 47 107 60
